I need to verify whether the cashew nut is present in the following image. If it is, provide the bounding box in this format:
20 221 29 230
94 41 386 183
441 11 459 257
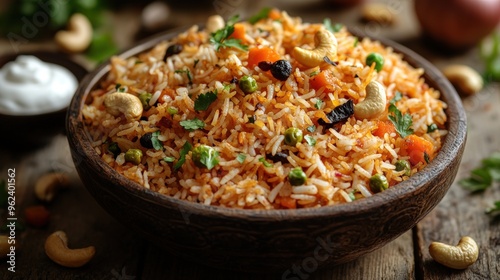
55 13 93 53
429 236 479 270
354 80 387 120
104 92 143 121
45 231 95 268
362 3 395 25
443 64 483 96
293 29 338 68
0 236 10 257
35 172 69 202
206 15 225 34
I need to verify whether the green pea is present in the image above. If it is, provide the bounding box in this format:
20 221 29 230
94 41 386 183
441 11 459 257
369 173 389 193
395 159 411 176
284 127 303 146
139 92 153 110
289 167 307 186
366 53 384 72
192 145 219 170
108 142 121 157
427 123 438 133
238 75 258 94
125 149 143 165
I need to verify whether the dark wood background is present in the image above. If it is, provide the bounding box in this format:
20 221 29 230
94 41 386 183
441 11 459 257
1 0 499 279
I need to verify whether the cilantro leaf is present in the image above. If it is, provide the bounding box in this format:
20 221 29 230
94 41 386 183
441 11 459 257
175 69 193 85
305 135 316 147
194 90 217 111
151 131 163 151
249 7 271 24
259 157 273 168
315 99 324 110
486 201 500 214
193 145 219 170
323 18 343 33
459 167 493 192
209 15 248 51
163 156 175 162
388 104 413 138
236 153 247 164
180 118 205 131
390 91 403 105
173 141 192 171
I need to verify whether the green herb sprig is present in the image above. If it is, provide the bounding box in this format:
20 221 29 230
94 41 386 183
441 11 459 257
180 118 205 131
194 90 217 111
209 15 248 51
173 141 192 171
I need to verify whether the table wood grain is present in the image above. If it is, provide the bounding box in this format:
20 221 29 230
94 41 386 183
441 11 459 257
0 0 499 279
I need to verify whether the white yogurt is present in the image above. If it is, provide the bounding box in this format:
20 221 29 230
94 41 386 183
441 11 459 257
0 55 78 115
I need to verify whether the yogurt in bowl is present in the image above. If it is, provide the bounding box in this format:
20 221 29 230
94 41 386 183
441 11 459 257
0 55 78 116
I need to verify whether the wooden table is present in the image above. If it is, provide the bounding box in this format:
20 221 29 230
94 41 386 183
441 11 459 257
1 1 499 279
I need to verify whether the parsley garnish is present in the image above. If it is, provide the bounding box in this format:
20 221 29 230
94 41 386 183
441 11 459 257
163 156 175 162
115 83 121 91
209 15 248 51
236 153 247 164
194 90 217 111
259 157 273 168
151 131 163 150
309 70 319 77
304 135 316 147
424 152 430 164
460 152 500 214
249 7 271 24
248 115 256 123
390 91 403 105
323 18 343 33
180 118 205 131
388 104 413 138
315 99 324 110
175 69 193 85
167 107 178 115
173 141 192 171
353 37 359 47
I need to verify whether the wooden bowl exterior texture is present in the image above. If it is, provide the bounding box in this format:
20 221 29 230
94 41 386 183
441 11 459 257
66 28 467 271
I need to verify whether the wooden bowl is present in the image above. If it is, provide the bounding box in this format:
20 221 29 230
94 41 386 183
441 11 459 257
66 27 467 272
0 52 88 148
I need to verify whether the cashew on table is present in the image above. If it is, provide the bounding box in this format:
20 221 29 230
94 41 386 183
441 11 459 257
55 13 93 53
35 172 69 202
293 29 338 68
429 236 479 270
45 231 95 268
443 64 483 96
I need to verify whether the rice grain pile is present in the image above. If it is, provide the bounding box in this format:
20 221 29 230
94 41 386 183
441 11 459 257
83 10 447 209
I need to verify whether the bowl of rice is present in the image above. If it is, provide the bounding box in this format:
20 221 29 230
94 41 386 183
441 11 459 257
67 10 466 271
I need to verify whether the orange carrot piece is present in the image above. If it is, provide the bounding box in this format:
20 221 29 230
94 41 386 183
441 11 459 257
268 8 281 20
373 120 396 138
247 46 281 69
403 134 434 165
280 197 297 209
229 23 246 41
310 71 335 92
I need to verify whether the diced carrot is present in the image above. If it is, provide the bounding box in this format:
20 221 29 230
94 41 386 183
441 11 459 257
25 205 50 228
280 196 297 209
247 46 281 69
310 71 335 92
229 23 246 41
373 120 396 138
268 8 281 20
402 134 434 165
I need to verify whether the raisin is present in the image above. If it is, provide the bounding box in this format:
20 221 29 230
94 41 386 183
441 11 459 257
163 44 183 61
270 60 292 81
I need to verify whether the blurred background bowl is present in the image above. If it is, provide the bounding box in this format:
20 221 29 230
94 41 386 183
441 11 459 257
66 28 467 271
0 51 88 148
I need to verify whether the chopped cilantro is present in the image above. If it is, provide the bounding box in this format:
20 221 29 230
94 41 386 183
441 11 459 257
115 83 121 91
249 7 271 24
151 131 163 150
388 104 413 138
248 115 256 123
192 145 219 170
307 125 316 133
390 91 403 105
424 152 430 164
209 15 248 51
323 18 343 33
175 69 193 85
348 192 356 201
353 37 359 47
236 153 247 164
304 135 316 147
259 157 273 168
309 70 319 77
194 90 217 111
173 141 192 171
180 118 205 131
315 99 324 110
194 59 199 68
163 156 175 163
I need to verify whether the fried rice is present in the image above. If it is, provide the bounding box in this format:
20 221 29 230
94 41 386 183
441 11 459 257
82 10 448 209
